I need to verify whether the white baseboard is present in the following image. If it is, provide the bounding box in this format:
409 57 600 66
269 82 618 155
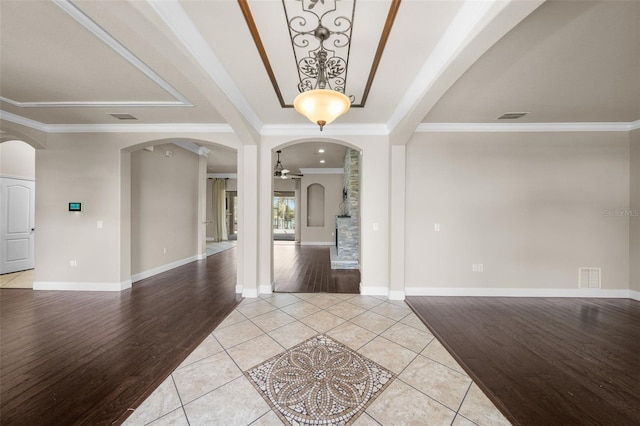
34 280 131 292
196 253 207 260
259 283 274 294
242 288 259 298
206 237 215 242
404 286 636 298
360 284 388 297
630 290 640 301
300 242 333 246
388 290 406 301
131 255 199 283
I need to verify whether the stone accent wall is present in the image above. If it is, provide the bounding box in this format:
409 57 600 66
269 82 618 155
336 217 359 260
332 148 360 269
343 148 360 218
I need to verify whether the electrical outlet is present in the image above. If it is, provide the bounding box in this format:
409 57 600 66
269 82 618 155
97 220 103 229
163 247 168 254
472 264 478 272
434 223 440 232
478 264 484 272
69 259 77 267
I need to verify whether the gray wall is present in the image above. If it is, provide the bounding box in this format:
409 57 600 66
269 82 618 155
631 129 640 292
405 131 630 290
131 144 199 275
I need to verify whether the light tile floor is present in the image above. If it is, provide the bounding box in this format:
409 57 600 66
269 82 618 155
0 269 34 289
123 293 511 426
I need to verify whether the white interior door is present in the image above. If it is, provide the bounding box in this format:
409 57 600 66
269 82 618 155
1 177 35 274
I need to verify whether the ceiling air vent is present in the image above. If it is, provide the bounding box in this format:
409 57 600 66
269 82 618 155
579 268 601 289
108 113 138 120
497 112 528 120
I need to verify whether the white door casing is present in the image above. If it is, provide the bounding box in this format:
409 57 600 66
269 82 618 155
0 177 35 274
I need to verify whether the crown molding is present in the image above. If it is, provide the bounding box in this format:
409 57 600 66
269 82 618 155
0 97 190 109
0 110 233 133
45 123 234 133
416 121 640 133
261 123 390 136
0 111 49 132
386 0 497 132
173 140 210 156
148 0 262 132
299 168 343 175
13 0 193 109
4 109 638 137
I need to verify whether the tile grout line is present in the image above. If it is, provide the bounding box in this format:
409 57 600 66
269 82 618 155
169 374 191 426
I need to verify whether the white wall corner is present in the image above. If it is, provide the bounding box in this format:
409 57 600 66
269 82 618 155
359 283 388 297
404 286 635 298
259 284 274 295
242 288 259 298
131 255 199 283
388 290 406 301
33 281 130 292
196 253 207 260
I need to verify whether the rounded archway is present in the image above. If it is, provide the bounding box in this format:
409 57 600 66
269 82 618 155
266 139 362 294
122 137 239 288
0 139 36 283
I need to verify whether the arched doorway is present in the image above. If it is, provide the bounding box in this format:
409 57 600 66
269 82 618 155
269 141 361 294
124 138 239 286
0 140 36 288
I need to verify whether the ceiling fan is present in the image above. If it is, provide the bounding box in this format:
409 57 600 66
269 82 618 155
274 150 303 179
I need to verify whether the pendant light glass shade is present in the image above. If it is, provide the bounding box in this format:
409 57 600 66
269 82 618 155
293 89 351 131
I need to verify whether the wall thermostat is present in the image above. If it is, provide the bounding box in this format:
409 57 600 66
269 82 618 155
69 202 82 212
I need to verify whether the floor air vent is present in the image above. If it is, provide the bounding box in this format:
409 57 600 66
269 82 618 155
579 268 601 288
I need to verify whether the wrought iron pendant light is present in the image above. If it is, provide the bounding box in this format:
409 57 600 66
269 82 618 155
288 1 354 131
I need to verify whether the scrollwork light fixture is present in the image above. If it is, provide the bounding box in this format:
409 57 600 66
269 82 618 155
285 0 355 131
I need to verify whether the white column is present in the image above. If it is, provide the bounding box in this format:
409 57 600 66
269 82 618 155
258 144 274 294
238 144 259 297
389 144 406 300
196 147 210 260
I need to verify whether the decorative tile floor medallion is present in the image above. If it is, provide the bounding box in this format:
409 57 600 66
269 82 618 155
245 334 395 425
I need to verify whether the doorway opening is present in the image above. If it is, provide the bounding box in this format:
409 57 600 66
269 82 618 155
271 142 360 294
273 191 296 241
0 140 36 289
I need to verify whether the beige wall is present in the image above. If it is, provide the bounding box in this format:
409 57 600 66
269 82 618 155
131 144 199 275
35 135 126 286
300 174 343 244
0 140 35 179
630 129 640 292
405 131 630 291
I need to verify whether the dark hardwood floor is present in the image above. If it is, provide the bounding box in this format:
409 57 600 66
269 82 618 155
406 296 640 426
0 248 241 426
273 243 360 293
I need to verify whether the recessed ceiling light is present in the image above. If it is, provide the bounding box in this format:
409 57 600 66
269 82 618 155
318 149 325 153
320 159 326 164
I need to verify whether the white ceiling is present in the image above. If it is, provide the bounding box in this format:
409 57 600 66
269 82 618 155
1 0 638 172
